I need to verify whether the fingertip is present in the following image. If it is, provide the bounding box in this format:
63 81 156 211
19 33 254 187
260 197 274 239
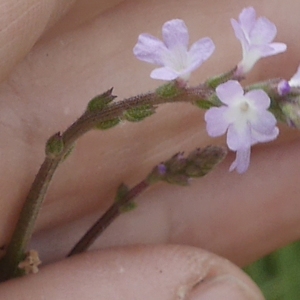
187 276 264 300
0 245 264 300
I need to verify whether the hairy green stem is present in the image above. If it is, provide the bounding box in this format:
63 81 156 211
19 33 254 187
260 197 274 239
67 145 228 257
0 83 212 281
0 77 286 281
0 158 60 280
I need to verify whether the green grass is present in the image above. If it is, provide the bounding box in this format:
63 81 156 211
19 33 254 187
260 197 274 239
244 241 300 300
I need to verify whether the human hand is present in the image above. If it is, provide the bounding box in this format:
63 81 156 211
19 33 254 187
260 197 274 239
0 0 300 298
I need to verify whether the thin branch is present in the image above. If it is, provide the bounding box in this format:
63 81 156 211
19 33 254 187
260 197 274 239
0 83 213 281
67 180 149 257
67 145 228 257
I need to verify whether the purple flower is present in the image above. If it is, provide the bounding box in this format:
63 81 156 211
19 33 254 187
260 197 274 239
204 80 279 173
133 19 215 81
231 7 287 75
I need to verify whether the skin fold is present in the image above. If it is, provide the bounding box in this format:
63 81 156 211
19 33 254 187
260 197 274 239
0 0 300 298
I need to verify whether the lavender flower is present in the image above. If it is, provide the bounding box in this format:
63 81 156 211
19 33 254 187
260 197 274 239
204 80 279 173
133 19 215 81
231 7 287 75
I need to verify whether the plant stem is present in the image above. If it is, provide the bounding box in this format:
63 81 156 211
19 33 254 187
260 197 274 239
62 85 213 143
0 84 212 281
67 145 228 257
67 180 150 257
0 158 60 280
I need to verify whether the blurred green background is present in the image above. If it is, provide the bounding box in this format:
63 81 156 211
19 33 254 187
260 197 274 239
244 241 300 300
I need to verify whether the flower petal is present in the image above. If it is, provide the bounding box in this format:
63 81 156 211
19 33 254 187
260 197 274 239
181 38 215 75
229 147 251 173
227 122 252 150
251 110 277 133
251 126 279 144
289 64 300 87
261 42 287 57
238 7 256 33
245 89 270 110
250 17 277 44
189 38 215 63
162 19 189 49
133 34 167 65
216 80 244 105
204 107 229 137
231 19 247 45
150 67 178 80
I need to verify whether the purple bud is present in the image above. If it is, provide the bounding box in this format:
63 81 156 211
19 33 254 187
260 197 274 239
157 163 167 175
277 80 291 96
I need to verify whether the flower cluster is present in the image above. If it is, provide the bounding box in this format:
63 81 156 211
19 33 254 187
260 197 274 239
133 7 288 173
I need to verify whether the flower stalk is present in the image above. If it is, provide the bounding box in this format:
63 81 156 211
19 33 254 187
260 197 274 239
0 82 216 281
0 6 298 282
67 180 150 257
68 146 227 257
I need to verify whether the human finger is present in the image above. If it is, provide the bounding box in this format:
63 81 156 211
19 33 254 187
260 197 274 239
0 0 77 82
0 245 264 300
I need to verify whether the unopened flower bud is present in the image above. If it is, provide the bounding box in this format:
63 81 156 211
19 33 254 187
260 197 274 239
186 146 227 177
166 153 187 173
157 163 167 176
277 80 291 96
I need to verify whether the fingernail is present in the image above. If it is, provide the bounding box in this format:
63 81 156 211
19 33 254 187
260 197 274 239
188 276 263 300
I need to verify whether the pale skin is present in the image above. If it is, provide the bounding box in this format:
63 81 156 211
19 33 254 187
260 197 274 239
0 0 300 298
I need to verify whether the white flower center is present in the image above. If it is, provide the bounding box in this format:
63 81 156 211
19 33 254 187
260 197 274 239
162 45 189 72
225 98 258 134
239 101 249 112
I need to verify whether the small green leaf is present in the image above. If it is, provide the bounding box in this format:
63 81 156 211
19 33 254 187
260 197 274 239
86 88 116 112
156 82 182 98
194 100 215 110
124 104 155 122
114 184 137 213
95 118 120 130
115 183 129 203
45 132 64 158
205 68 237 89
120 202 137 213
